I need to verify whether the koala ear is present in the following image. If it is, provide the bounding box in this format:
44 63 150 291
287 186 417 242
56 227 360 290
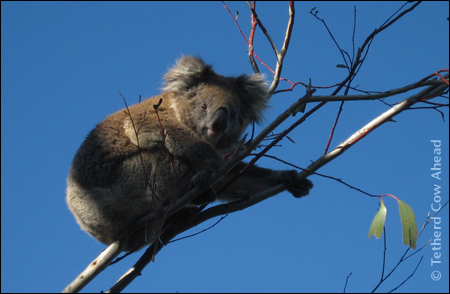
163 56 214 94
237 74 269 124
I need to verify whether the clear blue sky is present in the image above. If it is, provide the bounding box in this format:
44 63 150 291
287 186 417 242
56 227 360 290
2 1 449 293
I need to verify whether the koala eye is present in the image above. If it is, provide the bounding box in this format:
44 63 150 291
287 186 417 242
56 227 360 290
201 103 207 110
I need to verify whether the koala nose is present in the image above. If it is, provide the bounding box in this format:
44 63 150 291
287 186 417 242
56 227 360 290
211 108 228 134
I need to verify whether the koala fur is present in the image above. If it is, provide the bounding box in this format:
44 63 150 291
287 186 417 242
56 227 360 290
66 56 313 252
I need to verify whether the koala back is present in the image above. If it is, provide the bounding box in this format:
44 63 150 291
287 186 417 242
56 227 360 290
67 96 196 250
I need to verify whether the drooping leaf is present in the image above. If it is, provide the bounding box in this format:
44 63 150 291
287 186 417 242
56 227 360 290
398 200 418 249
368 200 387 239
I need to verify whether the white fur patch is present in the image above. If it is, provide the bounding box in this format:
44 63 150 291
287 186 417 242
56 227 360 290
123 119 163 149
168 98 182 123
123 119 139 146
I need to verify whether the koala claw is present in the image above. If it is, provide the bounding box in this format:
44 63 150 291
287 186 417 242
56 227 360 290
283 170 313 198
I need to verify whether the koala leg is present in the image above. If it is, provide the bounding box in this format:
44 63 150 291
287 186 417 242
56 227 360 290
214 162 313 202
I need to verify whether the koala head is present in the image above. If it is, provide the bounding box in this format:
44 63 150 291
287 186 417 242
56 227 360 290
163 56 269 151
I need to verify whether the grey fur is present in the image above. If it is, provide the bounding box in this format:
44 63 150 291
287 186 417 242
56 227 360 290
66 56 312 252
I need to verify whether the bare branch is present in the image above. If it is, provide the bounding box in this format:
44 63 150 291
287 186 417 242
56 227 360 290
269 1 295 96
246 1 280 57
307 74 449 175
306 77 448 103
247 1 259 73
62 242 122 293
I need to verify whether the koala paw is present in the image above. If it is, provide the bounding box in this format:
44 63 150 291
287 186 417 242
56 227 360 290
282 170 313 198
191 170 212 188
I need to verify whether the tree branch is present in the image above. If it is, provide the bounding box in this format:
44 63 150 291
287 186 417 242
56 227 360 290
105 74 448 292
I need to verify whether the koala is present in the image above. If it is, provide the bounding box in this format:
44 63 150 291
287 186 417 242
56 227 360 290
66 56 313 252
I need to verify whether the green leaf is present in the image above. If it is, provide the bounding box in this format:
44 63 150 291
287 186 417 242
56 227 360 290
368 200 387 239
398 200 418 249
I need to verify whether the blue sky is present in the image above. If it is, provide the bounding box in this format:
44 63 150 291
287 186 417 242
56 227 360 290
1 1 449 293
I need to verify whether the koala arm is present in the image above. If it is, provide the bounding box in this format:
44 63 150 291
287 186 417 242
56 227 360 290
165 126 225 186
123 111 225 185
214 162 313 202
126 121 224 187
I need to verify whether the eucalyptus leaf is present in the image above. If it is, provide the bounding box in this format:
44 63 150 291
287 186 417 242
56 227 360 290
368 200 387 239
398 200 418 249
